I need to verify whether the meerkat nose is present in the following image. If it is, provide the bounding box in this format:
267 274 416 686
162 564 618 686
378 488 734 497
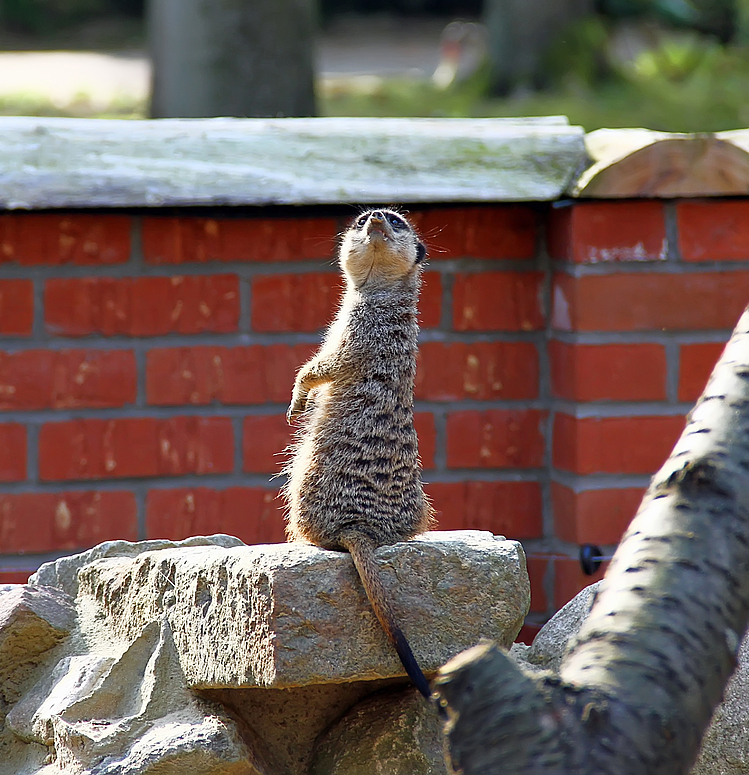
370 211 385 222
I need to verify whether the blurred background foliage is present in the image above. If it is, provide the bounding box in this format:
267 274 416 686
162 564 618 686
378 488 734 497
0 0 142 34
1 0 749 131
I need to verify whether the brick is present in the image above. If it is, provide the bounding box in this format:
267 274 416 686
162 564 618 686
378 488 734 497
453 271 544 331
446 410 546 469
515 622 543 645
0 349 136 410
526 554 549 613
551 482 644 545
414 412 436 470
549 341 666 402
251 273 341 332
0 572 31 584
554 557 605 610
146 344 316 406
251 271 440 332
552 271 749 332
141 215 339 264
548 201 666 263
0 491 137 553
45 275 239 337
416 341 538 401
243 414 292 474
0 280 33 336
409 205 538 259
426 481 543 539
39 417 233 481
0 214 130 265
146 487 286 545
0 424 26 481
677 200 749 261
419 272 442 329
553 413 684 475
678 342 726 403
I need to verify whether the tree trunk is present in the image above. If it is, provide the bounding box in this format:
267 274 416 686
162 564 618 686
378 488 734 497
148 0 317 118
737 0 749 46
483 0 595 94
435 305 749 774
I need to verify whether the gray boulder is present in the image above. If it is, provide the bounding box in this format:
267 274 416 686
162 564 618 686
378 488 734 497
1 531 528 774
311 687 446 775
692 633 749 774
0 584 75 722
71 530 528 688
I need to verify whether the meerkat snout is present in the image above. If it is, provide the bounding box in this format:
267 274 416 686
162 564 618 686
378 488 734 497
342 208 427 287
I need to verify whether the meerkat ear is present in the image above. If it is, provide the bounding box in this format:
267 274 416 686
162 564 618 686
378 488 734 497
415 242 426 264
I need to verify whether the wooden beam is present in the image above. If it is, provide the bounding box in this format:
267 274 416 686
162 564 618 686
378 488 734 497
0 116 586 209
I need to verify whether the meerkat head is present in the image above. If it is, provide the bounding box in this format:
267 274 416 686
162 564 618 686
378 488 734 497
340 209 427 289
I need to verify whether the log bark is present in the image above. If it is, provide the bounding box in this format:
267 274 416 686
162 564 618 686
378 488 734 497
574 130 749 197
435 305 749 774
148 0 316 118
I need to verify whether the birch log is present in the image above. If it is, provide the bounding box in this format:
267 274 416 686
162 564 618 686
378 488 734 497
435 304 749 775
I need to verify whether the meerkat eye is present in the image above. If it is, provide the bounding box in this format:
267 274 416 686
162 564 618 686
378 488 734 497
388 214 405 229
356 214 369 228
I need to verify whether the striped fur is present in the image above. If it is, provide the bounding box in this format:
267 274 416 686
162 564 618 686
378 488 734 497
283 209 433 698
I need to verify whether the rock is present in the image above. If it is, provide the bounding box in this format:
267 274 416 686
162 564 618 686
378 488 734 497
72 530 529 688
2 530 529 774
30 534 245 599
6 618 268 775
0 584 75 721
310 687 446 775
202 679 400 774
692 634 749 775
525 580 601 672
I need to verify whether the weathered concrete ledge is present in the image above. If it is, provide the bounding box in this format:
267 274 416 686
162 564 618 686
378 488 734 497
0 115 585 208
0 531 528 774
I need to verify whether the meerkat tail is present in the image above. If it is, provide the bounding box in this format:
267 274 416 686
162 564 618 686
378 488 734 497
341 535 431 700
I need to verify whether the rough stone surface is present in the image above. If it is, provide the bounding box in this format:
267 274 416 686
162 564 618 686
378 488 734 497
0 584 75 722
72 530 529 688
525 580 601 672
310 686 446 775
4 617 265 775
30 534 244 599
692 634 749 774
2 530 528 774
202 679 403 774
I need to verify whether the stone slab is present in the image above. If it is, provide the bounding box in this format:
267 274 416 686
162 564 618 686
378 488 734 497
66 530 528 689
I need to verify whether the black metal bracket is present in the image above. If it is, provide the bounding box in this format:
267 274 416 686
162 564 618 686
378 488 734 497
579 543 614 576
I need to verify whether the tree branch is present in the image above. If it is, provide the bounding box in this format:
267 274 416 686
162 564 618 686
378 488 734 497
435 306 749 775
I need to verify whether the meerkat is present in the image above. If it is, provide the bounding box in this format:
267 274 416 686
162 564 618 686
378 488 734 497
283 208 434 699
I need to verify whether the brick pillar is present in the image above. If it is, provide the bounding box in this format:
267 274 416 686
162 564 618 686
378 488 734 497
545 199 749 608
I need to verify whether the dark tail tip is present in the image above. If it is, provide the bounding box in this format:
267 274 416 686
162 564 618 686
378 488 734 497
394 628 431 700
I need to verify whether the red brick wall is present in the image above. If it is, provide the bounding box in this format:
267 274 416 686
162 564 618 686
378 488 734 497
0 201 740 629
